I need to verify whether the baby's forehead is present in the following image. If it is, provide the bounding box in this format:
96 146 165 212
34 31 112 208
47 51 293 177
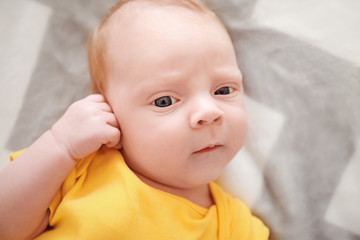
98 0 231 86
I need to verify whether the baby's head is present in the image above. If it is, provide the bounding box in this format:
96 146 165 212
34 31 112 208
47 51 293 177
88 0 248 190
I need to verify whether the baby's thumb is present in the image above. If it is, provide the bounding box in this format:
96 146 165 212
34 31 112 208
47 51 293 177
110 140 122 150
105 128 122 150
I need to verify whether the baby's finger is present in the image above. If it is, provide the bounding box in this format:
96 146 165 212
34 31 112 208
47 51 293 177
97 102 113 113
104 127 122 149
87 94 106 103
102 112 120 129
109 139 123 150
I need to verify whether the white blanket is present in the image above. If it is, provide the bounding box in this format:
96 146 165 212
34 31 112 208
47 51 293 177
1 0 359 239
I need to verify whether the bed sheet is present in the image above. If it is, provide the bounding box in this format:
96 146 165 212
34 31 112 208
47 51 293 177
1 0 359 239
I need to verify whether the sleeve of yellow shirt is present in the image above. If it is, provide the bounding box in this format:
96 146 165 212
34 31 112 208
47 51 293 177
10 149 96 221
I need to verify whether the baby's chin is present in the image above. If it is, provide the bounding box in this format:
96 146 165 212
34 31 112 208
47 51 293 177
170 168 225 190
132 167 217 193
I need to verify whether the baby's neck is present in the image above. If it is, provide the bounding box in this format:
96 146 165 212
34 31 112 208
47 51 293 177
134 172 214 209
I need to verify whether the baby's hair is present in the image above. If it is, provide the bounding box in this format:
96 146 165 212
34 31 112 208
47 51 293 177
88 0 221 94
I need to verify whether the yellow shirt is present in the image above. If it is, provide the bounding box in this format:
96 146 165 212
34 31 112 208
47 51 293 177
11 147 269 239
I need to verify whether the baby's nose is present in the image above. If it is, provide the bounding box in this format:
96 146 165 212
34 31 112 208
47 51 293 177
190 98 224 128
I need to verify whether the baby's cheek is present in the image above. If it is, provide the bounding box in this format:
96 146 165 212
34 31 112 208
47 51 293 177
231 112 248 146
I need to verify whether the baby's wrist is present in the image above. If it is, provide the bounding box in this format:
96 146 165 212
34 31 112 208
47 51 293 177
47 130 77 162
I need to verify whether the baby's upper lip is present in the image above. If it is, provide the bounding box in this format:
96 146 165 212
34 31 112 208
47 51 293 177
194 144 222 154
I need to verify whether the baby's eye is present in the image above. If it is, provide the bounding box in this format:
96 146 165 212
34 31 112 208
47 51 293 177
214 86 233 95
152 96 178 108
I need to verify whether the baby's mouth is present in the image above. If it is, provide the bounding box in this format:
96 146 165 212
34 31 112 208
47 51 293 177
194 144 221 154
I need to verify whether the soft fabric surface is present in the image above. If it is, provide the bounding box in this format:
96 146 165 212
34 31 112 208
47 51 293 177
2 0 360 239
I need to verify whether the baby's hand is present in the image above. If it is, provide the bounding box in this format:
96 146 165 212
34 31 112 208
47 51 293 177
50 94 121 160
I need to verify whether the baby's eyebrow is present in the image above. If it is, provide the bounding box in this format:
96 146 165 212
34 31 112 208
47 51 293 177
138 71 184 87
134 72 184 95
213 68 243 82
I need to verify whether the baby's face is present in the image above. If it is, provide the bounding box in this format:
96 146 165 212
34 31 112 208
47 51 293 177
105 5 247 190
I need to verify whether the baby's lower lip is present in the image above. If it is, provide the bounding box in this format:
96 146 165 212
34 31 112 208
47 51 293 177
194 145 221 154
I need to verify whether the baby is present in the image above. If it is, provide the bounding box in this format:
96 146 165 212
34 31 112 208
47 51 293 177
0 0 269 239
